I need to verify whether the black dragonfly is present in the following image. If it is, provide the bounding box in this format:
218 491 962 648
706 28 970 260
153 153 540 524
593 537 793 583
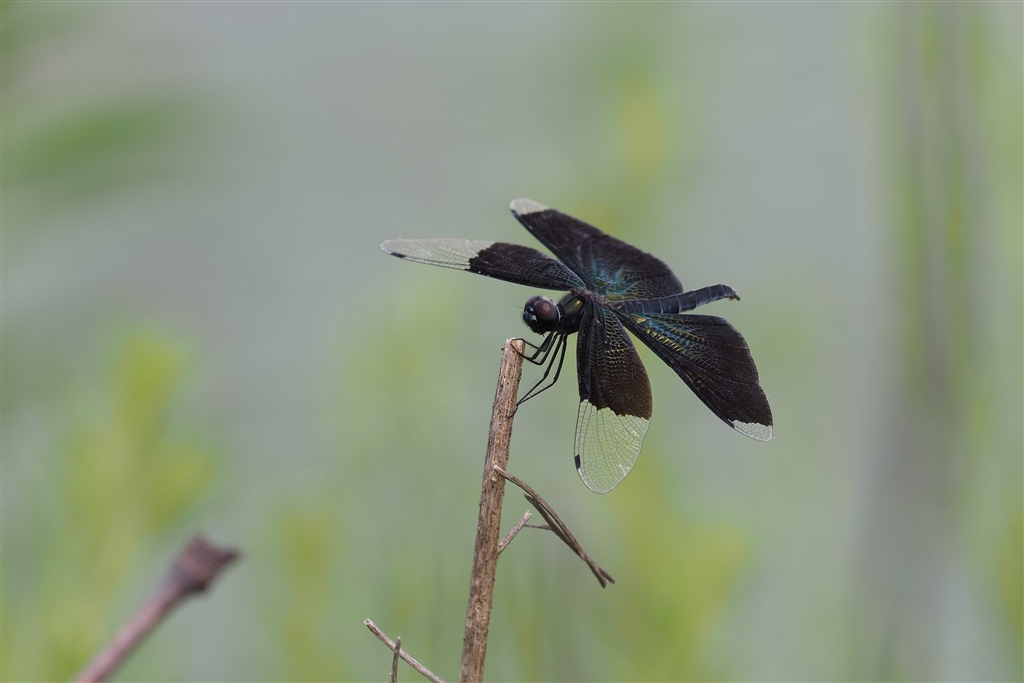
381 199 772 493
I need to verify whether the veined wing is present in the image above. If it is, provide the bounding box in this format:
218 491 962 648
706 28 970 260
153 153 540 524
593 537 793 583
509 199 683 301
380 238 585 291
619 312 773 440
574 301 652 493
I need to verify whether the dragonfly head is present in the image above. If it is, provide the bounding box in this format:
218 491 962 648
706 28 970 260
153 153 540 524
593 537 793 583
523 295 560 334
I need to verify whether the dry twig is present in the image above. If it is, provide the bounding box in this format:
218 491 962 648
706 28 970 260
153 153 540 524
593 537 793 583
391 636 402 683
497 510 532 554
493 465 615 587
365 619 447 683
459 338 525 683
73 536 239 683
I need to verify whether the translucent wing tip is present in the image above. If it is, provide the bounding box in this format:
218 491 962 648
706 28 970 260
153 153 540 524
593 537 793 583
578 470 618 495
380 239 404 256
575 403 650 494
732 420 773 441
510 198 549 216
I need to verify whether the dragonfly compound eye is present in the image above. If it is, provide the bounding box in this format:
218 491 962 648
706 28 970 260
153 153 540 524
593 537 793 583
536 297 559 323
523 296 559 333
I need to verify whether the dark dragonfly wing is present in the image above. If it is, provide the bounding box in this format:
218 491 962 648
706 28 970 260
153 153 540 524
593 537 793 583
510 199 683 301
618 312 773 441
574 300 652 493
380 238 585 291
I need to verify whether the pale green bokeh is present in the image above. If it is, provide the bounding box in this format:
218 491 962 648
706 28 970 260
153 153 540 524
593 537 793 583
2 2 1020 681
1 334 217 681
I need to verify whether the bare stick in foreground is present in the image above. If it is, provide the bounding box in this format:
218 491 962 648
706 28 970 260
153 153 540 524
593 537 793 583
365 619 447 683
73 535 239 683
494 465 615 588
459 338 526 683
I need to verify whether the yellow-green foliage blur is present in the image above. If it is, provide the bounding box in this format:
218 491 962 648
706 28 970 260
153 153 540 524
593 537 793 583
3 2 1020 681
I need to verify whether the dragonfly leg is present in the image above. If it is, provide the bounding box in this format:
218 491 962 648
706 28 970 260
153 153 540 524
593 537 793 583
514 332 555 365
517 334 568 405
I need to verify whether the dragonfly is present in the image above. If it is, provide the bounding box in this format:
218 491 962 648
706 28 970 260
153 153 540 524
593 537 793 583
380 199 772 493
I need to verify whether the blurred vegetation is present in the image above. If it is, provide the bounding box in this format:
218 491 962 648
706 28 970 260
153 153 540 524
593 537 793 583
851 3 1022 678
324 278 487 680
1 334 217 681
0 2 211 238
9 100 200 212
277 503 345 680
609 462 747 680
1001 512 1024 644
3 7 220 677
1 1 1020 681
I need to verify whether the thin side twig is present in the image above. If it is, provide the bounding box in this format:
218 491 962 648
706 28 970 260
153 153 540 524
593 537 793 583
497 510 532 554
460 338 525 683
493 466 615 588
365 619 447 683
391 636 402 683
73 535 240 683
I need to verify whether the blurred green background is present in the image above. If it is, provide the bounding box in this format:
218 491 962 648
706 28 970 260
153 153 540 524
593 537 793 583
2 3 1021 681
